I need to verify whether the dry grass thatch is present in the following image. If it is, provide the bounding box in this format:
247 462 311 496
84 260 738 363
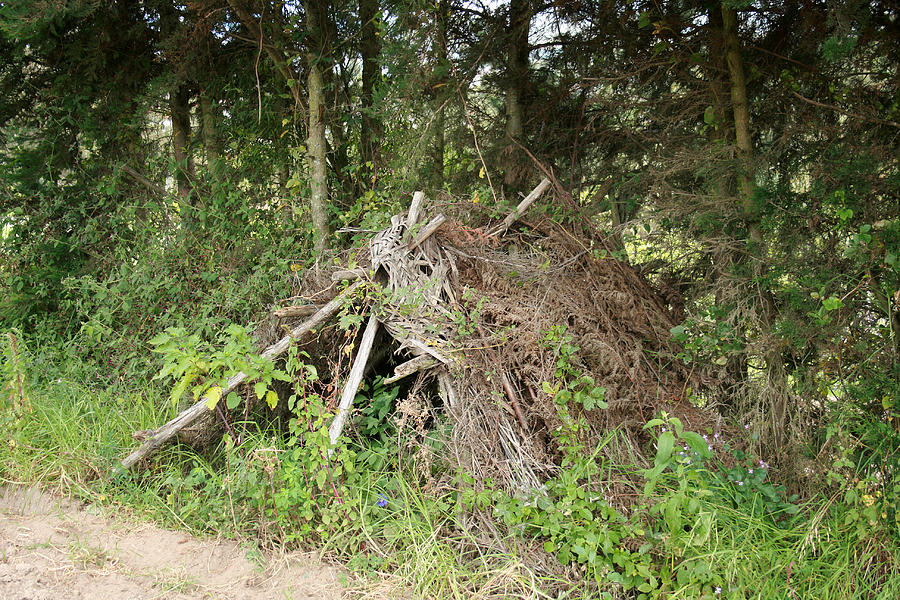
270 181 708 489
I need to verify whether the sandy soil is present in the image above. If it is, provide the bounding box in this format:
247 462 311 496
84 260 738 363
0 485 345 600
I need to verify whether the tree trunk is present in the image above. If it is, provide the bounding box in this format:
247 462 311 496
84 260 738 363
169 85 195 208
708 6 747 403
722 3 788 447
199 89 220 170
722 4 756 222
305 0 331 253
429 0 449 191
503 0 531 195
359 0 382 189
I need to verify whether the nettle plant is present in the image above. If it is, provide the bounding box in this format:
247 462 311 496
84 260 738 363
149 324 289 414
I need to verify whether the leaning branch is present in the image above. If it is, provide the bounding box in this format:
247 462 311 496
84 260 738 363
328 313 380 452
120 281 363 470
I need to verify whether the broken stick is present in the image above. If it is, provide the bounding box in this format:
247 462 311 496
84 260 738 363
120 281 364 470
407 191 426 234
273 305 317 319
384 355 437 385
328 313 379 452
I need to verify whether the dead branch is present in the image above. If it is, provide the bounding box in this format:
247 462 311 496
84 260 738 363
489 178 551 236
407 214 447 251
384 355 437 384
273 305 318 319
328 313 379 452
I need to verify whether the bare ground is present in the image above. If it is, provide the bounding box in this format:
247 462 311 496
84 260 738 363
0 485 346 600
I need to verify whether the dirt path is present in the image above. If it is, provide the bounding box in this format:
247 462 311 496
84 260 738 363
0 486 345 600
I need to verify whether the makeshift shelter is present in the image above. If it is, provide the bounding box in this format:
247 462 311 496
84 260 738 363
122 180 701 488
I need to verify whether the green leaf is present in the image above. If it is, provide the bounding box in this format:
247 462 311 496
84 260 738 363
148 332 170 346
204 386 222 410
226 392 241 410
254 381 266 399
543 540 556 553
315 468 328 490
654 431 675 467
265 389 278 409
643 418 665 430
680 431 711 458
822 296 843 311
171 378 190 406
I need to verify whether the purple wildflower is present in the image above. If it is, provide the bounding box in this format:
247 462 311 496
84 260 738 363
377 493 388 508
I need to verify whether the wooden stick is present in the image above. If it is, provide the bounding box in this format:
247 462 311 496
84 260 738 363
407 214 446 251
490 178 551 237
384 355 437 384
500 372 528 431
328 313 380 452
438 371 458 410
121 164 165 196
120 281 363 470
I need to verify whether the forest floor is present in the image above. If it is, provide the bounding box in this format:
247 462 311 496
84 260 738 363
0 486 347 600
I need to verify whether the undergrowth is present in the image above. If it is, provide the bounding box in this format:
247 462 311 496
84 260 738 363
1 326 899 599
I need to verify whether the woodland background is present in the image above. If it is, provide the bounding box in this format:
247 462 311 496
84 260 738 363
1 1 899 598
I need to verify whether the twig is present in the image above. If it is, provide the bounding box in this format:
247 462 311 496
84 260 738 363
454 66 498 205
120 165 165 196
791 91 900 128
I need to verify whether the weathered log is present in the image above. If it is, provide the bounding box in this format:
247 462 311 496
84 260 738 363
273 305 318 319
490 177 550 236
121 281 364 470
332 269 364 282
328 313 380 452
